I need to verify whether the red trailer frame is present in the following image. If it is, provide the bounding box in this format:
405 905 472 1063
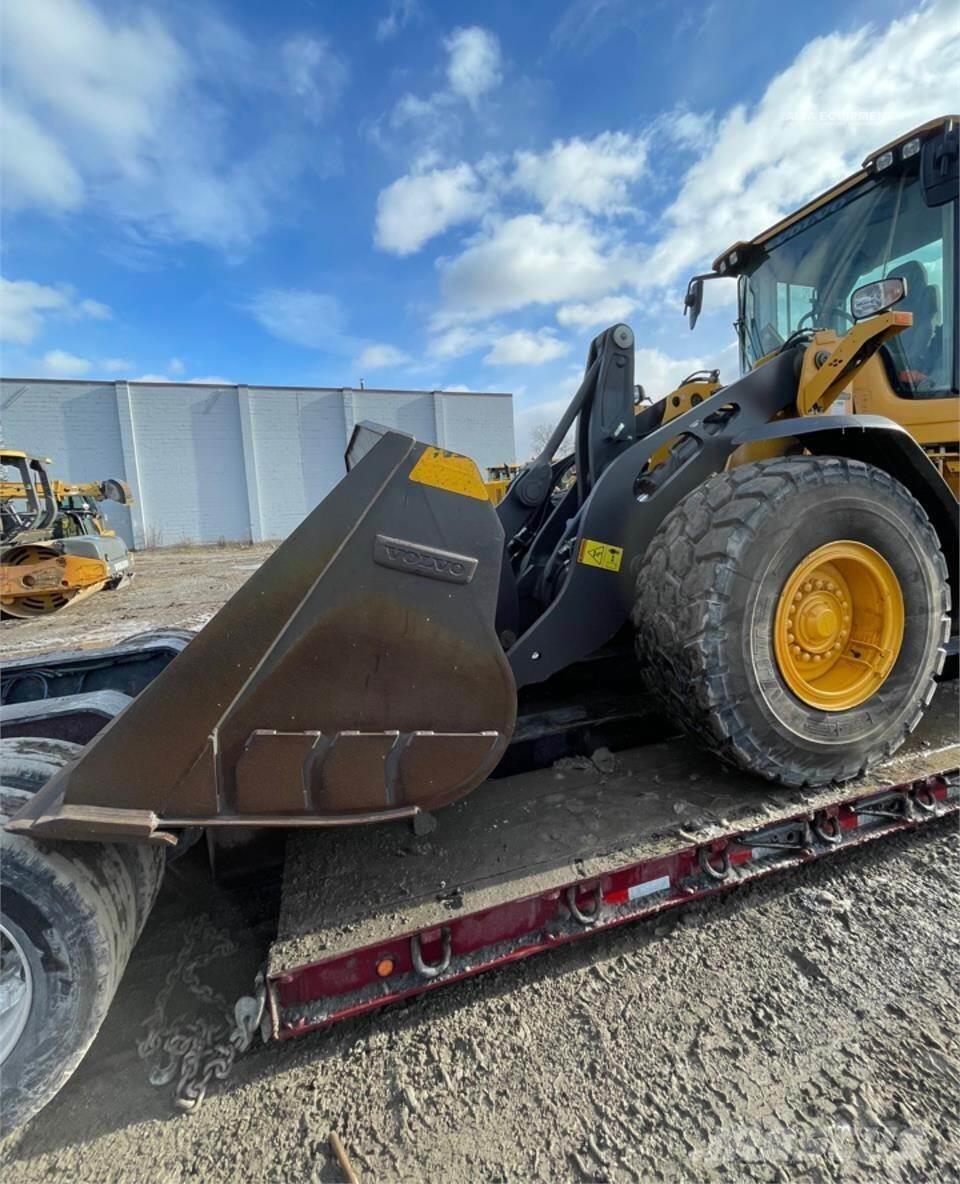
267 768 958 1040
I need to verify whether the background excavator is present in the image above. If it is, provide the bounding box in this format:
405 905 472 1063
0 450 133 618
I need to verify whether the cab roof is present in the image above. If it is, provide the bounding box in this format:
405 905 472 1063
712 115 958 276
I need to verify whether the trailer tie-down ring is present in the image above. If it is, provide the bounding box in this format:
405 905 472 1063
912 784 938 814
566 883 602 924
698 846 730 881
813 811 843 845
410 928 452 979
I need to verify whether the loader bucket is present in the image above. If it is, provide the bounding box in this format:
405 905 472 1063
9 425 517 842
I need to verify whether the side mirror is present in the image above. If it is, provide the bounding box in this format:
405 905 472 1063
850 276 907 321
684 277 704 330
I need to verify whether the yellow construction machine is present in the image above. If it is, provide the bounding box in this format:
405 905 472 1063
6 115 959 832
1 115 958 1137
679 116 957 491
485 463 521 504
0 451 133 618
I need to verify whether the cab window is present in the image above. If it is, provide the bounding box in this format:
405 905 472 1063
848 195 955 397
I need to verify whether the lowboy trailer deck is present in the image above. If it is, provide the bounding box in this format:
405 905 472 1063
265 681 958 1042
1 631 956 1121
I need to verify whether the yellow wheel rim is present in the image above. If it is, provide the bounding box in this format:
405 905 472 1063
773 541 904 711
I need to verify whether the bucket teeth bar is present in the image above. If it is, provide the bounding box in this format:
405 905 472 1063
9 426 517 842
231 729 501 816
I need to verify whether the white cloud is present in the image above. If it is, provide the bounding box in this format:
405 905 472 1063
128 372 233 384
1 0 347 252
556 295 637 328
100 357 134 372
0 104 84 211
442 383 471 392
375 25 502 157
41 349 91 377
511 132 649 216
0 276 112 344
167 357 185 376
427 323 490 360
355 343 411 370
281 35 349 123
0 279 69 344
440 214 623 317
646 0 960 284
246 288 357 352
79 298 111 320
376 0 422 42
485 329 569 366
375 162 488 255
445 27 502 106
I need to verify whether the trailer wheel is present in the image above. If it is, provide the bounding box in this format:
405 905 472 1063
633 456 949 786
0 737 163 1134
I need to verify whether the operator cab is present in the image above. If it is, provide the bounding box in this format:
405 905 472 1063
713 117 958 404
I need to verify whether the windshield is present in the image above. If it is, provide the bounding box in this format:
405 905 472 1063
739 172 956 396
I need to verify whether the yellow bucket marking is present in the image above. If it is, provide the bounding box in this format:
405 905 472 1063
409 448 489 501
577 538 623 572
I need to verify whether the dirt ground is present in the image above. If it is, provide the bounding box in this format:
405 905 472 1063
0 543 278 657
2 544 959 1183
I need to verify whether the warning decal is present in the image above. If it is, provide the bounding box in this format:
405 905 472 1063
577 538 624 572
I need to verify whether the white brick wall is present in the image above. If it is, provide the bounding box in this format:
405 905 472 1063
125 383 250 547
1 379 515 547
439 391 516 469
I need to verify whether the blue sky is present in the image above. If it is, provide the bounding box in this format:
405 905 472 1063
2 0 957 453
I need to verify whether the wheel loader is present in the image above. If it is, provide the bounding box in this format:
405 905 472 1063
0 115 957 1132
1 450 133 618
6 114 958 844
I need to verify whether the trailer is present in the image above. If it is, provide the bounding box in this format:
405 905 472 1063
2 626 957 1120
265 681 958 1045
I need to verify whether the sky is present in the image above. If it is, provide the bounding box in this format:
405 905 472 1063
1 0 957 455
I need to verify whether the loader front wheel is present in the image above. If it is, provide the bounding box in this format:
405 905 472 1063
633 457 949 786
0 737 164 1134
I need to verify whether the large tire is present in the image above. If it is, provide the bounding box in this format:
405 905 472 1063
0 737 164 1134
634 456 950 786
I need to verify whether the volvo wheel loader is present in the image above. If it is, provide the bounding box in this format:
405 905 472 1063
1 451 133 618
0 115 957 1132
6 115 959 847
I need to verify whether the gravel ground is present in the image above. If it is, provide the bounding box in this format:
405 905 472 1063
1 543 277 658
2 544 958 1182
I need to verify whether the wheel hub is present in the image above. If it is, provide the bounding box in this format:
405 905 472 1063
0 921 33 1067
774 541 904 711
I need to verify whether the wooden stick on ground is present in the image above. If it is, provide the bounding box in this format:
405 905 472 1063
329 1130 359 1184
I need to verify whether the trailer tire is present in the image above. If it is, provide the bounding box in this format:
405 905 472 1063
0 737 163 1135
633 456 949 786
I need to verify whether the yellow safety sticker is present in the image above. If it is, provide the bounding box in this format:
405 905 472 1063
577 538 624 572
409 447 489 501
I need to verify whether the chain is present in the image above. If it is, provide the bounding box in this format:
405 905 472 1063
137 914 266 1113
